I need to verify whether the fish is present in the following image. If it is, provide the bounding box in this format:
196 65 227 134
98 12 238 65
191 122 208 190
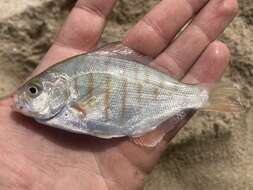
13 42 240 147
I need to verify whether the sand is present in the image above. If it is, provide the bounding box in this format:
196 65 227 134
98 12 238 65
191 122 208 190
0 0 252 189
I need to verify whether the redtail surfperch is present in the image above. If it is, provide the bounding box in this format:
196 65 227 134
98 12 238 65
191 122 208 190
14 43 240 147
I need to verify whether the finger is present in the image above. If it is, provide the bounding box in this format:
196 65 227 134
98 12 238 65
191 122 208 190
163 41 230 145
119 41 230 174
152 0 238 79
153 42 230 164
183 41 230 83
123 0 209 57
35 0 117 73
163 41 230 144
162 41 230 144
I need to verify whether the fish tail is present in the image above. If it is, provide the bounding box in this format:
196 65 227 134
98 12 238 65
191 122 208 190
200 82 241 112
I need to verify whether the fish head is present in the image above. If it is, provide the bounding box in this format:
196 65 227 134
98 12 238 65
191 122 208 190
14 72 70 120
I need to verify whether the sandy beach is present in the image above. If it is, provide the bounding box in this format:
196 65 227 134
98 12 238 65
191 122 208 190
0 0 252 189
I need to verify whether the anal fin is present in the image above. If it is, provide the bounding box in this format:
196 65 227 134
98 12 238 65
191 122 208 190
130 127 167 148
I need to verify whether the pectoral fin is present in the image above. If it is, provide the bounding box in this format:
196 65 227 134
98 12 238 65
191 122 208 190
72 95 112 121
72 96 96 113
72 102 87 116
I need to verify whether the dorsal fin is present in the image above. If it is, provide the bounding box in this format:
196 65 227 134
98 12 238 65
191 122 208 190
93 42 152 65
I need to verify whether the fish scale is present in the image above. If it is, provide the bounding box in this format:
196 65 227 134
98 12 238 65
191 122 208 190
14 43 239 146
17 53 206 137
72 56 201 135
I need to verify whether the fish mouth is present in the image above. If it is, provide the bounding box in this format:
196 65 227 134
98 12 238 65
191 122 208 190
13 94 25 112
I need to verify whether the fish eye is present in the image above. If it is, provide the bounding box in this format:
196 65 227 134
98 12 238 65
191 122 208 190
29 86 38 94
27 84 41 97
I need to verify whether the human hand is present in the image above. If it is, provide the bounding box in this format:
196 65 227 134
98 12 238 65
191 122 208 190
0 0 238 189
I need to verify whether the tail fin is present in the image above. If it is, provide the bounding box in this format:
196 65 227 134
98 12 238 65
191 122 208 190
200 82 241 113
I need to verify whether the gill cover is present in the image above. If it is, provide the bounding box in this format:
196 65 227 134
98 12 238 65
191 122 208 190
41 72 70 119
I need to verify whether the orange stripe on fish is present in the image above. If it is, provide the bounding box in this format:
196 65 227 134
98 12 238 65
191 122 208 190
121 79 128 123
137 82 143 105
87 73 94 99
153 87 160 101
104 76 112 121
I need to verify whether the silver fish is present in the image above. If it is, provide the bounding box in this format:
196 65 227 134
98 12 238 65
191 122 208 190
14 43 240 147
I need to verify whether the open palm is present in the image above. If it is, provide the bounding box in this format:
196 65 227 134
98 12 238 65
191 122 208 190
0 0 238 189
